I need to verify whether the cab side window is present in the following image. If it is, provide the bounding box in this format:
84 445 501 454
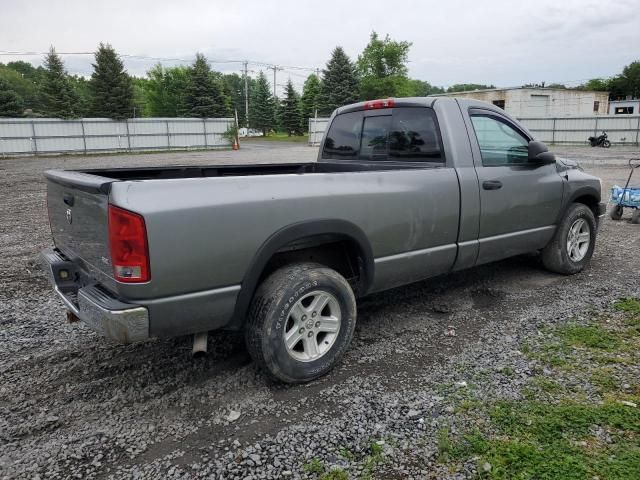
470 114 529 166
322 107 444 163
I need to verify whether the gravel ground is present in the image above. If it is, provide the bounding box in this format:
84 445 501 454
1 144 639 479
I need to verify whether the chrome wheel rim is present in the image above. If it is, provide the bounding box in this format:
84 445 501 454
283 290 341 362
566 218 590 262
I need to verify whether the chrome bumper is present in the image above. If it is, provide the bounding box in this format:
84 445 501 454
39 248 149 344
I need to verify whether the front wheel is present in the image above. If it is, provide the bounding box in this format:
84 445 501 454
542 203 596 275
602 140 611 148
245 263 357 383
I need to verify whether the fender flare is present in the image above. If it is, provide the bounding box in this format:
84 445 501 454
228 219 374 329
558 185 601 222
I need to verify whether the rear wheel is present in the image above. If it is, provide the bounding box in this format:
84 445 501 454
610 205 624 220
542 203 596 274
245 262 356 383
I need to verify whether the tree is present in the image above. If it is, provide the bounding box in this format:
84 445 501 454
68 75 92 117
447 84 495 92
223 73 254 126
300 73 321 124
0 63 43 112
41 47 79 118
318 47 359 116
357 31 412 99
184 53 228 118
404 79 445 96
90 43 134 119
144 64 189 117
280 80 303 135
131 77 149 117
576 78 609 92
0 77 23 117
250 71 276 135
615 61 640 99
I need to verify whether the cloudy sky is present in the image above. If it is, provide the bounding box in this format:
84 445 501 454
2 0 639 94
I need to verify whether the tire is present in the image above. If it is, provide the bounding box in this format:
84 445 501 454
632 209 640 224
542 203 597 275
610 205 624 221
245 262 357 384
602 140 611 148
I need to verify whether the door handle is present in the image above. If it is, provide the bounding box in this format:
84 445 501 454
482 180 503 190
63 194 75 206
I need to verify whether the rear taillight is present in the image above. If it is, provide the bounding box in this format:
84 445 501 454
364 98 395 109
108 204 150 283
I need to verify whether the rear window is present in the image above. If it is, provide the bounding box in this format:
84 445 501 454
322 107 443 163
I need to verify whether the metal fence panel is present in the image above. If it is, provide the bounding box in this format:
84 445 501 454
308 118 328 146
0 117 234 156
520 115 640 145
308 115 640 146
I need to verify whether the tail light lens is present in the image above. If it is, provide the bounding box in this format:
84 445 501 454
108 205 150 283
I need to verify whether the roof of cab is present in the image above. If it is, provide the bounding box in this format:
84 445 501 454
336 96 440 115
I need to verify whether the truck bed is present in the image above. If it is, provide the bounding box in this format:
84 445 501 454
76 160 437 182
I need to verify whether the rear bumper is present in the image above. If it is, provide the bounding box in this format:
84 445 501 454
39 248 149 343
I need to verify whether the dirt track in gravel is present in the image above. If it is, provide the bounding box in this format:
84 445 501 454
1 144 639 479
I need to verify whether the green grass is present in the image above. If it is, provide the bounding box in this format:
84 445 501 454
614 298 640 315
435 302 640 479
319 469 349 480
303 458 325 474
360 441 385 480
557 324 621 351
243 132 309 143
339 447 356 461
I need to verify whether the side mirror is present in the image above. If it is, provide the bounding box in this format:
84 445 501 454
528 140 555 165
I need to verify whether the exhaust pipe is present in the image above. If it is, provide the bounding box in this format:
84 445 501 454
192 332 208 357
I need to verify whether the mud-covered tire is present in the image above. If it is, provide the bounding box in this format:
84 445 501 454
245 263 357 384
542 203 597 275
610 205 624 220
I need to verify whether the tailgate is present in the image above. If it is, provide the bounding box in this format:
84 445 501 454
45 170 114 281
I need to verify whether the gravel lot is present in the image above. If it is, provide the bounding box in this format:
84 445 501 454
1 144 639 479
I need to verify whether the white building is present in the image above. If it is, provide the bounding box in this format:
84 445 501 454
432 87 609 117
609 99 640 115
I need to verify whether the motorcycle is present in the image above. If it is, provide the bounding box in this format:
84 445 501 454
588 131 611 148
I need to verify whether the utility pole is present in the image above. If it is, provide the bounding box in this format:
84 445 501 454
243 60 249 127
267 65 283 98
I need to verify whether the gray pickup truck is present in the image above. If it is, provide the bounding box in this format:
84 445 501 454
40 97 605 383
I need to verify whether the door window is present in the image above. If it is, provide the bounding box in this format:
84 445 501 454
470 114 529 166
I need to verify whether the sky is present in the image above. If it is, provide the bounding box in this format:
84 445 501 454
1 0 640 95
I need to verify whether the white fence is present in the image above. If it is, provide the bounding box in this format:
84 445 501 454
0 117 234 156
308 118 329 146
308 115 640 146
519 115 640 145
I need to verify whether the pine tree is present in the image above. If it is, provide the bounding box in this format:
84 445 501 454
318 47 359 116
42 47 79 118
301 73 321 124
90 43 134 119
250 71 276 136
280 80 303 135
0 77 23 117
184 53 228 118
